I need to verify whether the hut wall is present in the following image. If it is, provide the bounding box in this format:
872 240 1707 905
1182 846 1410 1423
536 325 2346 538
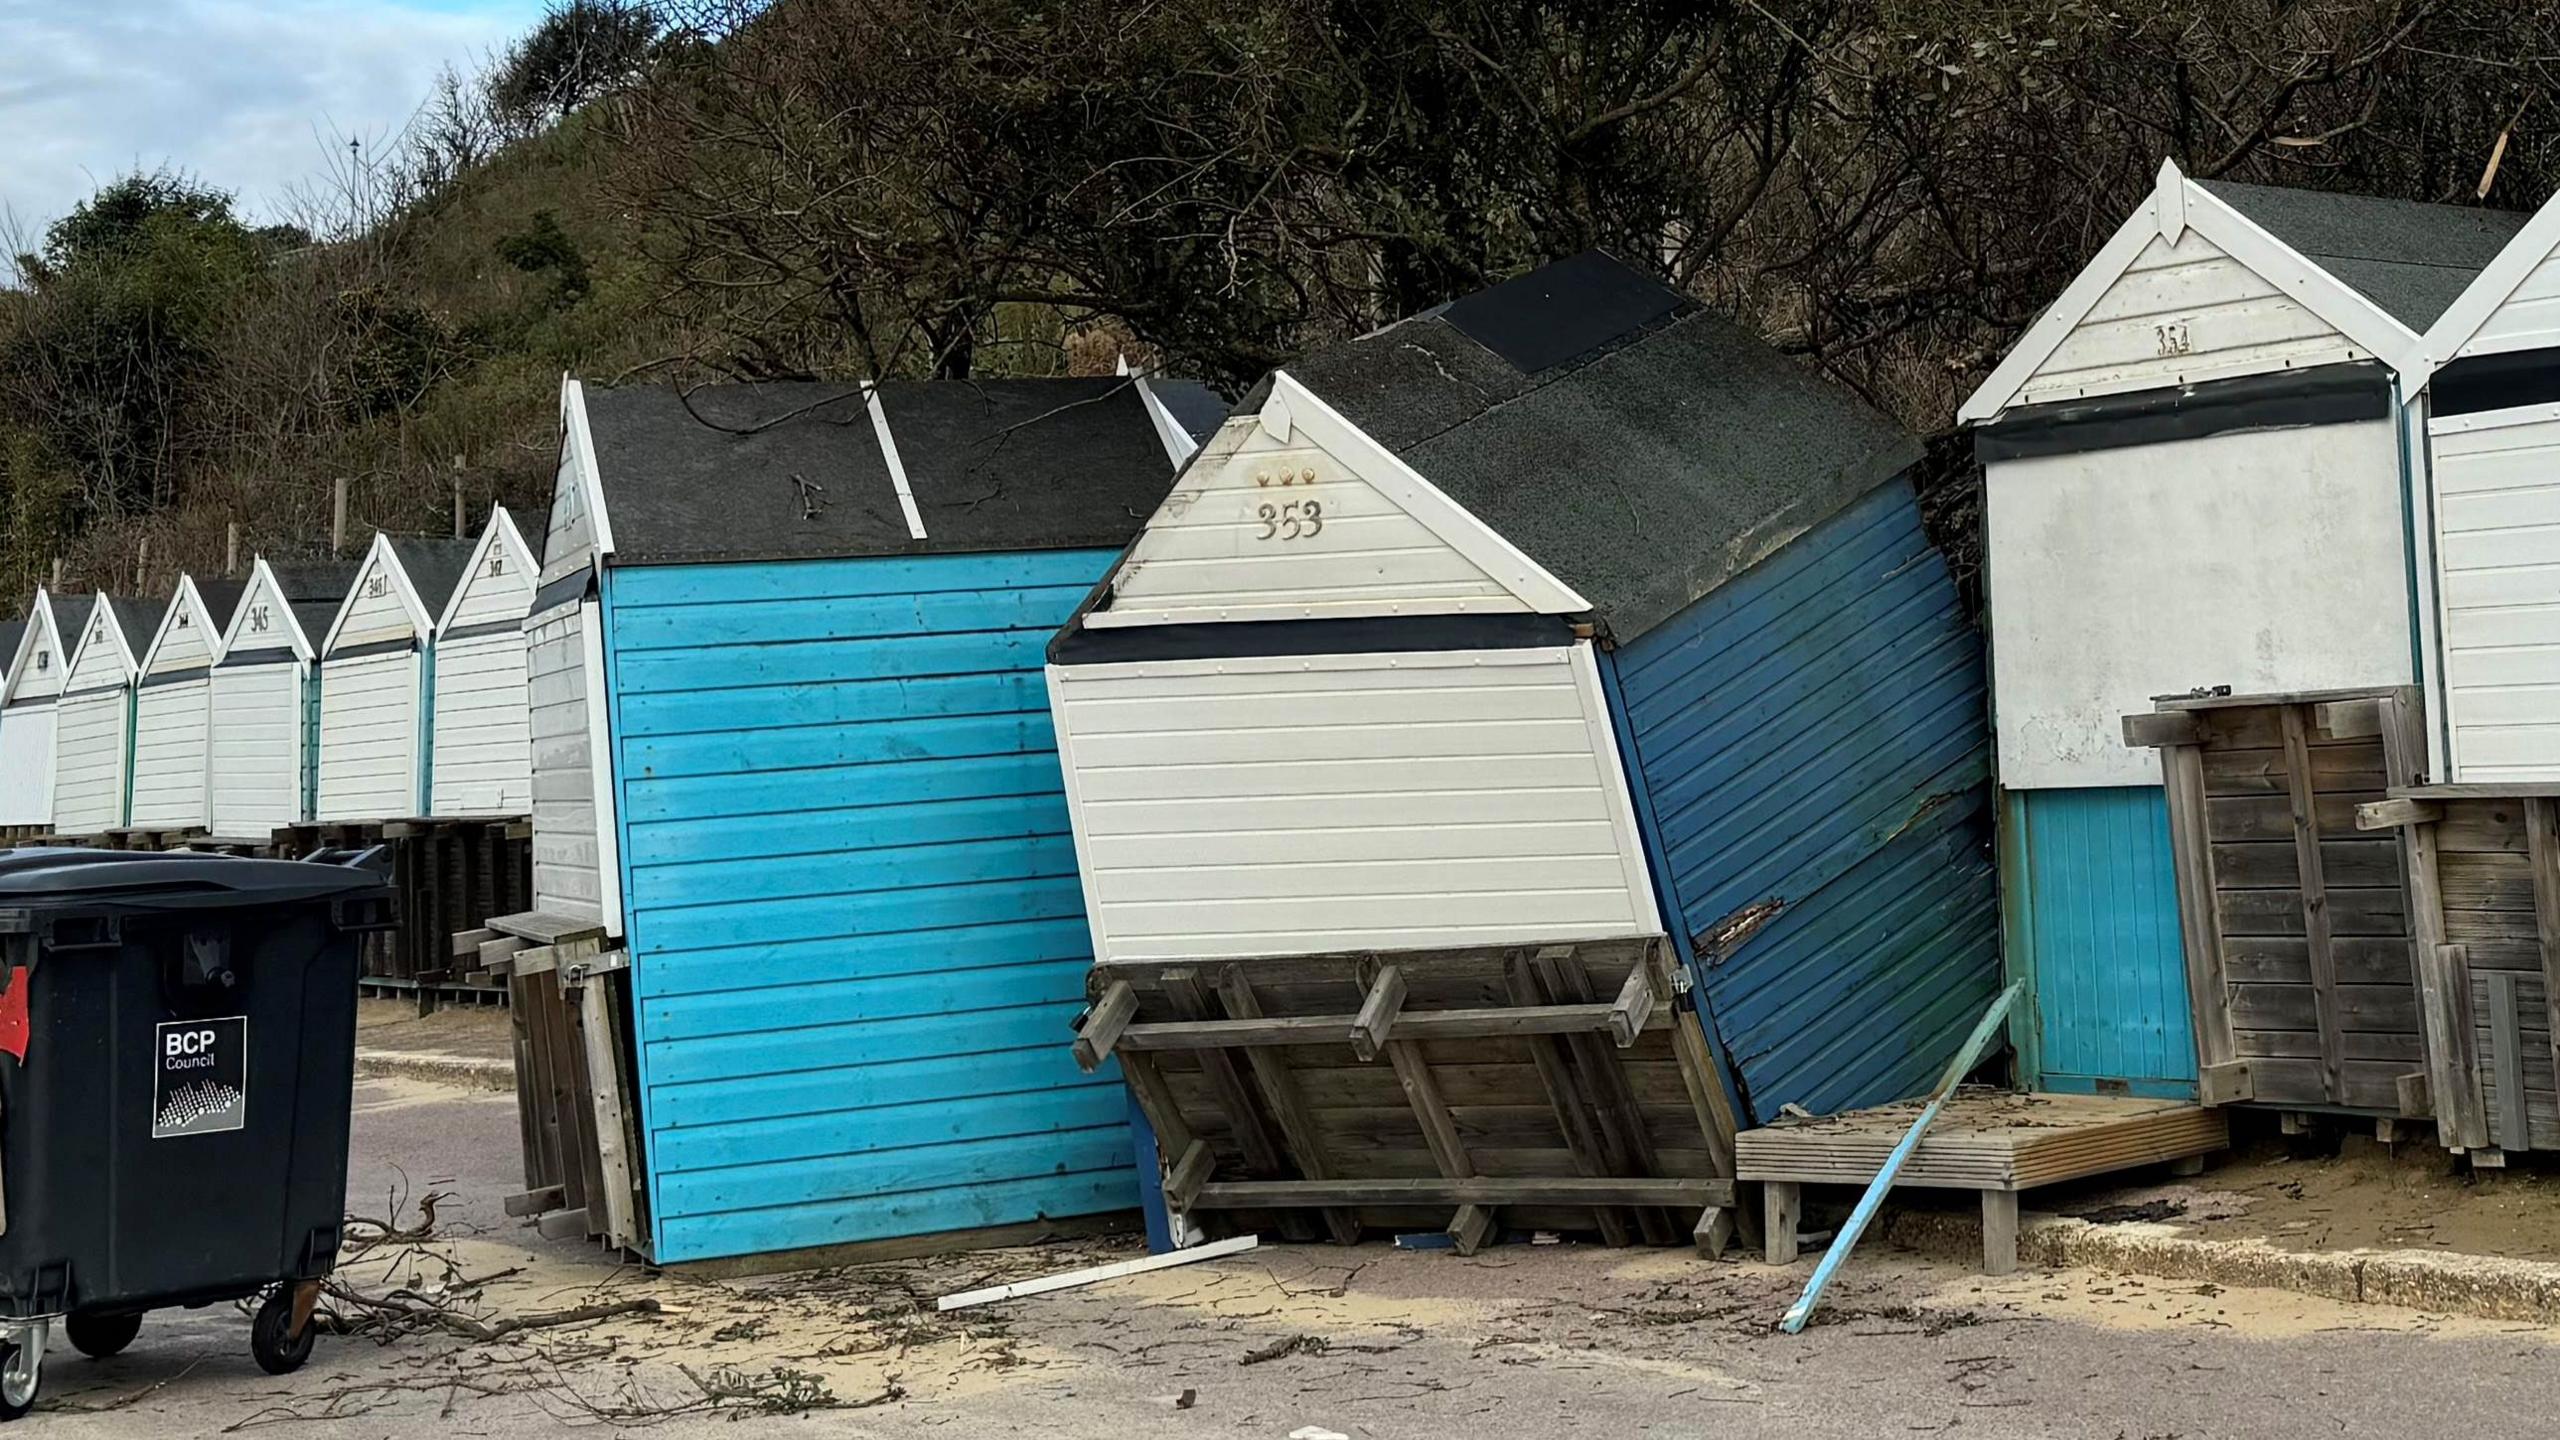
526 596 613 927
1048 642 1660 963
316 649 423 822
2467 253 2560 356
129 590 221 830
1603 477 1999 1122
0 616 62 826
604 549 1135 1264
430 629 533 817
2428 404 2560 783
52 609 132 835
208 660 306 837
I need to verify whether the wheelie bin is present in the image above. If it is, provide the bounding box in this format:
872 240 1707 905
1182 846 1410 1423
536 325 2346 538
0 847 392 1417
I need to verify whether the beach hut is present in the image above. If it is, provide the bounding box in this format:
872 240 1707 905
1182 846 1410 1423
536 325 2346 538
427 508 539 818
0 592 65 827
127 576 246 831
1050 250 1999 1143
314 535 476 823
208 558 359 839
1959 160 2525 1099
51 594 160 836
529 372 1206 1265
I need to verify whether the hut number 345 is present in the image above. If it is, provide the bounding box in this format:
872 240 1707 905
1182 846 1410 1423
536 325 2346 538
1256 499 1324 542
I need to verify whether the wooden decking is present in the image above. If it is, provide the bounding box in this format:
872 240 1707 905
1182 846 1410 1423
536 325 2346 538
1737 1090 2228 1274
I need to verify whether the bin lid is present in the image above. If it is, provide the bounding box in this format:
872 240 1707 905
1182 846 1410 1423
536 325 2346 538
0 849 390 913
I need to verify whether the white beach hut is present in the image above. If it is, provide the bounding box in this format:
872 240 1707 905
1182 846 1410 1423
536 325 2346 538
314 535 477 823
51 594 160 836
208 558 357 838
0 591 66 827
127 576 245 830
427 508 540 817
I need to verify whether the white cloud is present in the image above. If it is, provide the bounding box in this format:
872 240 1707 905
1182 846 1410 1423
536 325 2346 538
0 0 541 242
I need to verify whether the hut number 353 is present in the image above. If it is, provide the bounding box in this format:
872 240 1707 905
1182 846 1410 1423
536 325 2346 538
1256 499 1324 542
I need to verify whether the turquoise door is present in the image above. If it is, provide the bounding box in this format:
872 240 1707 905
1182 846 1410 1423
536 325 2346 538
2001 786 2196 1097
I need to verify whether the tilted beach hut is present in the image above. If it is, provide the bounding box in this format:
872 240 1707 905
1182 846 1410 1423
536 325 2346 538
127 576 246 831
51 594 161 836
0 592 66 827
314 535 476 823
530 372 1207 1264
1960 160 2525 1099
427 508 540 818
1050 251 1999 1127
209 558 358 839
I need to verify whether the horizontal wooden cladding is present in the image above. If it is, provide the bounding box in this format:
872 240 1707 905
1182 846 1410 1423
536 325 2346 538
2227 982 2416 1033
2215 886 2405 937
2201 744 2385 796
2222 936 2415 986
612 550 1131 1265
2205 792 2384 841
2210 837 2400 889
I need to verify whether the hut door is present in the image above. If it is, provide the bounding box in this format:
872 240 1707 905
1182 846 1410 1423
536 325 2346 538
2004 787 2198 1097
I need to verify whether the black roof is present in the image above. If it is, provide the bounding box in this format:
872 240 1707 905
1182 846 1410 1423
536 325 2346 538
268 560 362 650
2196 180 2530 330
1191 250 1921 643
1149 380 1231 445
190 578 247 637
577 377 1183 566
105 596 160 663
385 537 479 620
0 621 23 681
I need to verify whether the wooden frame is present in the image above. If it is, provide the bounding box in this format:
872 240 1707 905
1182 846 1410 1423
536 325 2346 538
1074 937 1746 1256
2129 687 2431 1116
488 912 652 1255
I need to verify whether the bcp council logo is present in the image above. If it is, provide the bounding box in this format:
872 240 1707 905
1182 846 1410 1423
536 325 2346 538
153 1017 247 1139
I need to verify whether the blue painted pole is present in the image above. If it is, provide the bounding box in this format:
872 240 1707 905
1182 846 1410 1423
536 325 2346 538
1778 980 2023 1334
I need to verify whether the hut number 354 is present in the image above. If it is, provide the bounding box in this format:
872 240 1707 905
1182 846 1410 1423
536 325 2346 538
1256 499 1324 542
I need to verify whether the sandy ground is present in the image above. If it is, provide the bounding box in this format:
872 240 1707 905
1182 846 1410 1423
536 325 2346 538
20 1074 2560 1438
353 998 515 1063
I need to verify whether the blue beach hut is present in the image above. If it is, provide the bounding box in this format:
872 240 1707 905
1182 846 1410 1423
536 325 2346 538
537 372 1211 1266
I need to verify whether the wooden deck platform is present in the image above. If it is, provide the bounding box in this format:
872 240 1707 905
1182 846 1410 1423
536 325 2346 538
1737 1090 2228 1274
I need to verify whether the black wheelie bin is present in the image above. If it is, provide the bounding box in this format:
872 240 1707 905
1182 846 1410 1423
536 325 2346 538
0 847 391 1418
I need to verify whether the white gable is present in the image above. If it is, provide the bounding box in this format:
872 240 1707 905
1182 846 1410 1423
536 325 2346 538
1962 160 2424 423
220 560 315 663
141 578 223 675
65 597 138 690
325 534 431 654
3 592 65 705
1093 372 1586 627
542 377 613 587
441 507 540 633
2416 190 2560 380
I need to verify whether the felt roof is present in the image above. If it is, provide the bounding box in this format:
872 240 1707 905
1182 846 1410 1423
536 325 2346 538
1235 250 1923 642
1149 380 1232 444
578 377 1182 565
102 596 160 665
190 578 248 637
385 537 480 622
270 560 363 651
2198 179 2531 331
0 621 23 683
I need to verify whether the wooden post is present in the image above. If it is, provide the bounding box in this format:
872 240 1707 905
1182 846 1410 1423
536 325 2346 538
332 477 350 555
2161 738 2236 1071
1763 1181 1801 1264
49 557 62 589
2281 706 2346 1103
453 459 467 539
224 522 239 577
1980 1190 2020 1276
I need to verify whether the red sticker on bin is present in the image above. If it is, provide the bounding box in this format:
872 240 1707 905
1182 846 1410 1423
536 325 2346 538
0 968 26 1062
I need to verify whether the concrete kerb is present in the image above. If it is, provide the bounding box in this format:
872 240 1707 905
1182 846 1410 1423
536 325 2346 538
355 1048 517 1093
1878 1208 2560 1324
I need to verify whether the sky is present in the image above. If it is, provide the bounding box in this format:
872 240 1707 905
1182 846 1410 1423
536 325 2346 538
0 0 547 243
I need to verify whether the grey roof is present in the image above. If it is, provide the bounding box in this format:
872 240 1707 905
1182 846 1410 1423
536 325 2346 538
578 377 1183 566
2196 180 2530 330
103 596 161 665
1150 380 1232 444
1211 250 1922 643
385 537 479 620
190 578 247 637
0 621 23 683
272 560 362 652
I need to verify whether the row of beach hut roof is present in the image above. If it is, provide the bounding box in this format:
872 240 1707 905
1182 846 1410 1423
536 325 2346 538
0 511 537 837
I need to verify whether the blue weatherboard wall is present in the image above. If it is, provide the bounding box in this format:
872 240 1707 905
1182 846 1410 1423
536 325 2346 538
1607 478 2000 1122
2003 786 2195 1098
603 548 1135 1264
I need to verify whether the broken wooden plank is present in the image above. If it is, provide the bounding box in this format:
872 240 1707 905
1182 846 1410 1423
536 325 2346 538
535 1207 590 1242
2356 797 2444 831
503 1186 565 1218
1348 964 1407 1062
1448 1204 1496 1257
1072 980 1138 1073
1165 1139 1214 1209
2313 698 2385 740
2123 711 2203 748
2162 742 2236 1072
2396 1071 2432 1119
2197 1060 2253 1107
1608 963 1656 1049
1217 969 1362 1245
1115 1001 1659 1053
2282 705 2346 1104
936 1234 1260 1312
450 927 499 958
2493 970 2530 1153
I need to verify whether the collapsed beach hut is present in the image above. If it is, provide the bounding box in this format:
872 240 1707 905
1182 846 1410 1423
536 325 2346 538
314 534 477 823
1053 251 1997 1245
209 558 358 839
127 575 246 831
0 591 65 828
427 508 539 818
50 595 159 836
516 373 1206 1265
1960 160 2525 1099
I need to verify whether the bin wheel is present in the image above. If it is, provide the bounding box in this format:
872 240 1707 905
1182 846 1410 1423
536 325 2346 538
250 1292 314 1376
64 1312 140 1359
0 1341 38 1420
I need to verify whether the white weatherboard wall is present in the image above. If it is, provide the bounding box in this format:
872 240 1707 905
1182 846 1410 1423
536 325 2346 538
0 602 64 826
1985 419 2414 789
527 599 615 926
2016 229 2372 410
316 651 421 821
1049 645 1659 960
128 586 224 829
2429 403 2560 780
52 603 134 834
430 516 537 817
210 565 312 837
